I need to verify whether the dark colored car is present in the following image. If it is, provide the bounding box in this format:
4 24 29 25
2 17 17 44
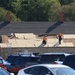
38 52 71 64
6 54 40 74
63 55 75 70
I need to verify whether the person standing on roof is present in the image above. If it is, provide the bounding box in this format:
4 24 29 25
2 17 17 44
57 33 63 44
42 35 47 45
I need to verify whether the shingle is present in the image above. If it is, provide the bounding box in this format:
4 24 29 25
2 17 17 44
0 21 75 35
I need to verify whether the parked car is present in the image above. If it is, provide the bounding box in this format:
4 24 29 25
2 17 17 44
3 60 11 66
63 54 75 70
38 52 71 64
17 64 75 75
6 53 40 74
0 56 8 70
0 67 14 75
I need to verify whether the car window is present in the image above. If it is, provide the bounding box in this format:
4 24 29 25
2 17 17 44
12 56 21 65
56 68 75 75
0 59 3 64
50 68 75 75
19 57 31 67
24 66 40 75
6 56 16 63
40 55 65 63
30 57 40 62
40 66 52 75
6 55 39 63
17 57 39 67
0 68 9 75
63 55 75 69
24 66 52 75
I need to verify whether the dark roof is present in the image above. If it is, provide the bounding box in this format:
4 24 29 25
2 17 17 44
0 21 75 35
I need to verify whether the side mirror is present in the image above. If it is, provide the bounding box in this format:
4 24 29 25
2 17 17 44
10 73 14 75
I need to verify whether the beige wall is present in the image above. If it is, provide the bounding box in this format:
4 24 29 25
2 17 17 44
0 47 75 59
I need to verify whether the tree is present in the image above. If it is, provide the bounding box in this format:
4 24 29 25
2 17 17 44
14 0 61 21
0 0 9 9
0 7 20 21
62 2 75 21
10 0 22 14
58 0 74 5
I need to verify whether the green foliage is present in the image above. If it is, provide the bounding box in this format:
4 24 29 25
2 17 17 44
0 0 75 21
15 0 61 21
58 0 74 5
10 12 21 21
0 0 9 9
0 7 20 21
0 8 6 21
11 0 22 14
62 2 75 21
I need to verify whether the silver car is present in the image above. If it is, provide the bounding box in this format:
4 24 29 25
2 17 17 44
0 67 14 75
17 64 75 75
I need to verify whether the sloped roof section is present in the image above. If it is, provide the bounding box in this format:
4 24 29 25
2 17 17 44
0 21 75 35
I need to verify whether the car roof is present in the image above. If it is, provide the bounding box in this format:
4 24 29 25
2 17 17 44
8 53 38 57
23 64 69 70
40 52 71 56
66 54 75 57
64 54 75 59
34 64 68 68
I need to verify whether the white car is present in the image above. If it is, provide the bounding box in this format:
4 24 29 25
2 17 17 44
0 67 14 75
17 64 75 75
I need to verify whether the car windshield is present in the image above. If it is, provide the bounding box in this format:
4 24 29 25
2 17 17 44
50 67 75 75
0 59 3 64
40 55 65 63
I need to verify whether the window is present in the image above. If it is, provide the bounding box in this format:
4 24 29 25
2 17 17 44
24 66 53 75
63 55 75 69
56 68 75 75
40 55 65 63
24 66 40 75
50 67 75 75
0 69 9 75
40 66 51 75
0 59 3 64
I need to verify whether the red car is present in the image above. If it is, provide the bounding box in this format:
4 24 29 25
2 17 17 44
0 57 7 70
6 54 40 74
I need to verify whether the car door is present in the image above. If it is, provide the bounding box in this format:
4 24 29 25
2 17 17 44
24 66 40 75
40 66 53 75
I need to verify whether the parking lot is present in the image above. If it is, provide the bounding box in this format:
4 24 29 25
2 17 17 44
0 52 75 75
